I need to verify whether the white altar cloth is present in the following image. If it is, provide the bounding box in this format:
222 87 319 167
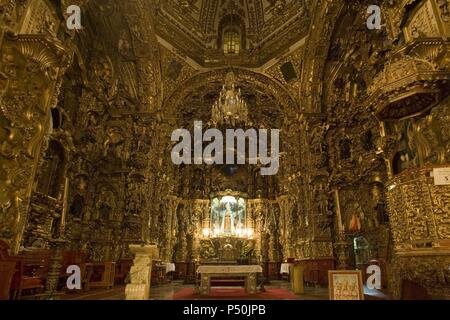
165 263 175 273
280 263 292 274
197 265 262 274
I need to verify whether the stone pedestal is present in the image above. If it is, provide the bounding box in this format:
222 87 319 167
125 244 159 300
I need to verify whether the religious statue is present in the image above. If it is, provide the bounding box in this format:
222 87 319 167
222 203 235 234
95 189 116 221
340 138 352 160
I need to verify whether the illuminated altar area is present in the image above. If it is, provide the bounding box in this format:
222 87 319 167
198 191 257 264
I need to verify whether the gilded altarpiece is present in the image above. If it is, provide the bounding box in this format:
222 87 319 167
0 0 70 252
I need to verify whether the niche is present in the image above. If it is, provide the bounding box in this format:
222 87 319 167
51 108 62 129
339 139 352 160
353 236 371 268
392 151 411 175
36 140 66 198
280 62 298 82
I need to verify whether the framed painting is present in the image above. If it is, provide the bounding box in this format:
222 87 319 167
328 270 364 300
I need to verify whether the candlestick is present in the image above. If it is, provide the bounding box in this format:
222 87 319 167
60 177 69 236
334 188 344 233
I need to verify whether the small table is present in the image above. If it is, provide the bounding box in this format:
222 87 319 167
196 265 263 295
164 262 176 274
280 263 292 280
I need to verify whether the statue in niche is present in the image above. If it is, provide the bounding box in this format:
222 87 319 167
113 82 132 110
407 120 431 166
132 122 149 153
82 206 93 223
92 55 114 99
126 182 141 216
311 123 329 167
118 31 132 58
393 151 412 174
372 185 388 225
82 111 101 156
222 203 235 234
191 168 204 194
96 189 116 221
315 182 330 217
339 138 352 160
311 123 329 154
328 40 343 61
348 201 363 233
103 127 126 160
361 130 375 151
69 194 84 219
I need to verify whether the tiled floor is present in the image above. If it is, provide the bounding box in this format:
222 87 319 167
62 281 329 300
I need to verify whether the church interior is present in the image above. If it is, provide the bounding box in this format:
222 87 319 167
0 0 449 301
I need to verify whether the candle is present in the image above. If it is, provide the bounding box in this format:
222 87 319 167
334 188 344 233
60 177 69 237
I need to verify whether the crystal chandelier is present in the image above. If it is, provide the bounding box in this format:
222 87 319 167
211 72 249 127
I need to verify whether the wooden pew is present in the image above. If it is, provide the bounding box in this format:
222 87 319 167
88 262 116 289
10 248 88 298
2 242 113 298
10 248 52 299
151 261 167 286
58 250 88 291
0 241 17 300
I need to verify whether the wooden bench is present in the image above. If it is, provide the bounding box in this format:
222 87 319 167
59 250 91 292
151 262 167 286
10 248 53 300
8 246 90 299
0 241 18 300
87 262 115 290
1 241 117 298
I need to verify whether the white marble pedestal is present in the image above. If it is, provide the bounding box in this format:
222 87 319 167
125 244 159 300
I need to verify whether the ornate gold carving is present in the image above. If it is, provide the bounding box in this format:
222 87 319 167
0 30 69 251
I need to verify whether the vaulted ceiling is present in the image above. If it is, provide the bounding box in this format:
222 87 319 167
155 0 311 67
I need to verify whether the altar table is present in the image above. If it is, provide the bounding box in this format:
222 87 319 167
196 265 263 295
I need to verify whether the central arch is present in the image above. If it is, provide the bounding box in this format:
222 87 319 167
162 68 300 123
